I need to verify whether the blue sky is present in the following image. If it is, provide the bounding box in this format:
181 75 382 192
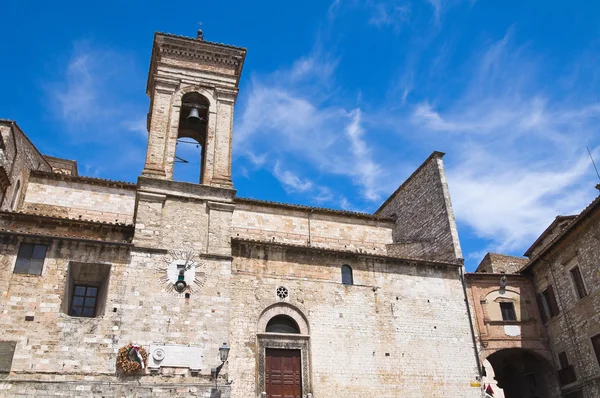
1 0 599 270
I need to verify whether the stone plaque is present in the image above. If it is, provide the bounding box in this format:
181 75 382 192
148 344 203 369
0 341 17 373
504 325 521 337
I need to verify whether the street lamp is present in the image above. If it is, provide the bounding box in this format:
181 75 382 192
212 343 230 389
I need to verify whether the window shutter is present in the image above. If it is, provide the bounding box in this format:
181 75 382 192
536 293 548 323
546 285 560 317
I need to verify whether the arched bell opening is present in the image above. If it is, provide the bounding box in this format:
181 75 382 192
485 348 559 398
174 92 210 183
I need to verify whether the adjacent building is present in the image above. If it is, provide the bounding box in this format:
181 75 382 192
468 193 600 398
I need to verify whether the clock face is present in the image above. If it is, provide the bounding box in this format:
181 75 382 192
158 249 206 294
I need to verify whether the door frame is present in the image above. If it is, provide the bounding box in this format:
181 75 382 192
257 333 310 397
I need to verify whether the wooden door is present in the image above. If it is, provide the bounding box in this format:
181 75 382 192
265 348 302 398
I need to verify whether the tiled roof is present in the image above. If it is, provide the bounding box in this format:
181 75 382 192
0 228 132 245
30 170 136 189
156 32 247 51
0 210 134 228
232 237 461 267
235 197 394 222
521 194 600 271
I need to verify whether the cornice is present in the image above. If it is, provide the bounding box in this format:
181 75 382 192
232 237 461 268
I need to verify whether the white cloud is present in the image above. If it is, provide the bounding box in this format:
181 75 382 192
408 29 600 255
235 50 392 203
44 41 148 179
344 109 382 201
425 0 442 23
273 162 314 193
368 2 411 32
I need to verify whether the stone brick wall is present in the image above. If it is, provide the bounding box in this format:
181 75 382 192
375 152 463 262
43 155 78 176
22 174 135 224
228 241 480 397
232 202 394 255
527 216 576 258
0 121 52 211
465 273 550 359
475 253 529 274
0 233 233 396
528 201 600 397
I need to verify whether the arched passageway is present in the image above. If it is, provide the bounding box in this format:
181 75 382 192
484 348 559 398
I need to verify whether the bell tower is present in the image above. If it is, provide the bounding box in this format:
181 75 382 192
142 30 246 187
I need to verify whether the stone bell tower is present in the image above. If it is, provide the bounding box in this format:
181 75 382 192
142 30 246 187
134 31 246 255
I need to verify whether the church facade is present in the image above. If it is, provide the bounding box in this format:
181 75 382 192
0 31 483 397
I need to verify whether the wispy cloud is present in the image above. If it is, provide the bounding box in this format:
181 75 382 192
407 28 600 254
425 0 442 23
44 41 148 179
368 2 411 32
235 47 392 205
273 161 314 193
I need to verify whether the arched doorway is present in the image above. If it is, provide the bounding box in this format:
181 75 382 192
484 348 559 398
256 304 311 398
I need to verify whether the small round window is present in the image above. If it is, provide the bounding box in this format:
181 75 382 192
276 286 289 299
266 315 300 334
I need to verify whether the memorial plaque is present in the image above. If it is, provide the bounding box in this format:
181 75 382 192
0 341 17 373
148 344 203 370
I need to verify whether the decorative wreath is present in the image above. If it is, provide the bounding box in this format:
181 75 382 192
117 343 148 374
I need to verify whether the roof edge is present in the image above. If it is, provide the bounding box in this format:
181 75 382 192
232 237 462 268
523 215 577 257
521 195 600 272
235 197 394 222
30 170 136 189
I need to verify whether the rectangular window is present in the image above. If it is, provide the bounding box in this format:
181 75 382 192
64 262 111 318
592 334 600 368
570 266 587 300
500 302 517 321
70 285 98 318
557 351 577 385
14 243 47 275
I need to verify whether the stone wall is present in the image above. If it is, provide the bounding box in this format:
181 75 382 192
465 273 550 359
22 173 135 224
375 152 463 262
0 235 232 396
232 201 394 255
0 121 52 211
528 200 600 397
475 253 529 274
228 241 481 397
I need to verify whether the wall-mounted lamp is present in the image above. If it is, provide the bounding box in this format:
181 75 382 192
211 343 230 389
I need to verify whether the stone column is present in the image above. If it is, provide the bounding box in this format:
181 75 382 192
142 79 178 178
209 90 237 188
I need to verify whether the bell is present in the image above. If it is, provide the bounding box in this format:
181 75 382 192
186 107 201 124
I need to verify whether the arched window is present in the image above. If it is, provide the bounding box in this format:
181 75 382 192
174 92 210 183
266 315 300 334
10 180 21 210
341 264 353 285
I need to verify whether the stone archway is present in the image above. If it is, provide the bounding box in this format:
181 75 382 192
256 303 311 398
485 348 559 398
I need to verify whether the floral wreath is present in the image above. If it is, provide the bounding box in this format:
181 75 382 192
117 343 148 374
